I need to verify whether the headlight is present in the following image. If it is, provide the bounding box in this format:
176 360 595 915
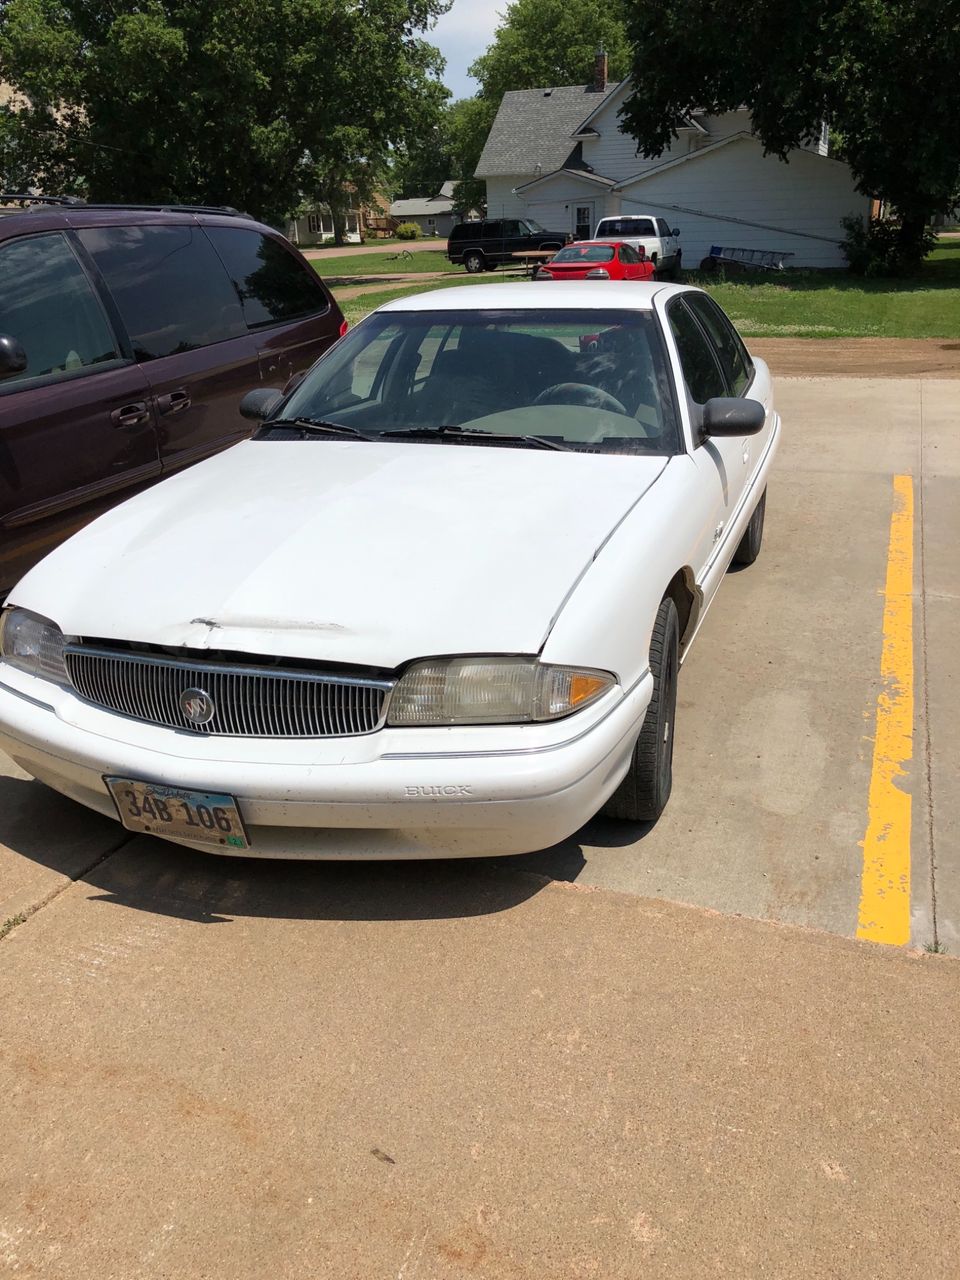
387 657 615 726
0 608 70 684
585 267 610 279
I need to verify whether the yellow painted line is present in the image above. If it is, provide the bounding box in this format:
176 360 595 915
857 474 914 945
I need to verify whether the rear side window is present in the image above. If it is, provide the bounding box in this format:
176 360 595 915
668 301 727 404
481 222 502 239
0 232 121 387
598 218 656 237
79 224 245 360
685 294 751 395
205 227 330 329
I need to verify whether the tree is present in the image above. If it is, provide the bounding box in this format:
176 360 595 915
468 0 632 106
0 0 450 236
619 0 960 264
444 0 632 215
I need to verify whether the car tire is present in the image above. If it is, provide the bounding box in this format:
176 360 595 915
464 251 485 274
732 487 766 567
603 596 679 824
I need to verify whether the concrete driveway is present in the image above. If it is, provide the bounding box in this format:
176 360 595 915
1 375 958 1276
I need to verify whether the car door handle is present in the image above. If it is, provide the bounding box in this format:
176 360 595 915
156 389 191 415
110 401 150 428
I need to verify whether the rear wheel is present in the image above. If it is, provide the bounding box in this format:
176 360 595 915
464 250 485 274
732 487 766 567
603 597 679 823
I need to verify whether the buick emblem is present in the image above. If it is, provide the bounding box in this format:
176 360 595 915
180 687 216 726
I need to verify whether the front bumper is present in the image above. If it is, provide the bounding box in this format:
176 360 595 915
0 666 652 859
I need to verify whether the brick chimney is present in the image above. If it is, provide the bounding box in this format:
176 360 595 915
591 44 608 93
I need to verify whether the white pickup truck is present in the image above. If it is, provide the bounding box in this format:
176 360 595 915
594 214 682 277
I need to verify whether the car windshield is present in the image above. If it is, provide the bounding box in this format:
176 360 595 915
274 309 682 455
521 218 545 233
552 245 616 264
598 218 656 237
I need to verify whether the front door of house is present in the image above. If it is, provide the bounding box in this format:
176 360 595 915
574 202 595 240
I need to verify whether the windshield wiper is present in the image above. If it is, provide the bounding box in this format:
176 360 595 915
257 417 376 441
380 425 572 452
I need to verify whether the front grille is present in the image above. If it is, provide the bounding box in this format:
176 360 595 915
64 646 392 738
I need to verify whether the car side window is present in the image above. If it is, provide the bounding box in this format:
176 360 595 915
77 224 246 360
205 227 330 329
620 244 638 263
685 294 752 395
0 233 122 390
502 221 522 236
655 219 670 237
481 222 502 240
667 300 728 404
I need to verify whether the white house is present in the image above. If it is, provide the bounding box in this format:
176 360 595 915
475 54 871 269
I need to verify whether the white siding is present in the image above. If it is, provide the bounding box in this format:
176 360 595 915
618 136 871 268
582 128 690 184
697 110 752 141
484 178 529 218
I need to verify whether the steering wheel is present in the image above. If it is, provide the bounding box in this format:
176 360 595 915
532 382 628 415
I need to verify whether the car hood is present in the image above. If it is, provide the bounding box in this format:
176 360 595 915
13 440 668 669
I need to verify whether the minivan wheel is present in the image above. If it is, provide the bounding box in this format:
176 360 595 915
464 251 485 274
732 487 766 567
602 596 679 824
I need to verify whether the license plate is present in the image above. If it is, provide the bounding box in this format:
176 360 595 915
105 777 249 850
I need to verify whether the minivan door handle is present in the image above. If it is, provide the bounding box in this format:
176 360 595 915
156 388 191 415
110 401 150 428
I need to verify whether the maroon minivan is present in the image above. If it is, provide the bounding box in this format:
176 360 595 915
0 198 345 596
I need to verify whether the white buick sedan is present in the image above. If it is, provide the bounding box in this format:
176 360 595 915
0 283 779 859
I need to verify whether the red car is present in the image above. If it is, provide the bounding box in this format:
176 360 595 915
537 240 656 282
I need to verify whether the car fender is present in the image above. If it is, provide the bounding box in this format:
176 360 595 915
540 457 705 687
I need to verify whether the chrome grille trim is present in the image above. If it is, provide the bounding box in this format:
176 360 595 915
64 645 393 738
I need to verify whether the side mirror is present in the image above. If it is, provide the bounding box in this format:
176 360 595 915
0 334 28 382
671 227 680 237
240 387 284 422
701 397 765 437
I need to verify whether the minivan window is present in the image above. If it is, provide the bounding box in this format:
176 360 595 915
78 224 246 360
205 227 330 329
0 233 121 388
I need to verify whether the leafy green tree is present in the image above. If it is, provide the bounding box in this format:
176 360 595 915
619 0 960 264
0 0 450 237
445 0 631 215
469 0 631 105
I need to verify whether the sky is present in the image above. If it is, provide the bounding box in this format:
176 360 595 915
431 0 505 100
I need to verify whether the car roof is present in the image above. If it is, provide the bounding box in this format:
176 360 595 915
0 202 277 240
377 282 692 313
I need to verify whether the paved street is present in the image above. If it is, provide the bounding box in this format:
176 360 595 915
1 375 958 1276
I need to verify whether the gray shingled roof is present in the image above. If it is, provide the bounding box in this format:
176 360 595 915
475 84 618 178
389 195 455 217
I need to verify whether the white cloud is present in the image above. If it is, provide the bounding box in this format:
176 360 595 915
431 0 506 99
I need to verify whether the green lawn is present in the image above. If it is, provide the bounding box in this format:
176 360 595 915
333 239 960 338
311 248 458 278
694 239 960 339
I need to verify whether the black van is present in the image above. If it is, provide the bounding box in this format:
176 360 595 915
447 218 571 273
0 196 345 595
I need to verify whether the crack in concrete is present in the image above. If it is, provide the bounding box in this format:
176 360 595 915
0 831 134 945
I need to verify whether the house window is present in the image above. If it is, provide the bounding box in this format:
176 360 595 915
575 206 593 239
426 217 436 229
307 211 335 237
346 209 359 235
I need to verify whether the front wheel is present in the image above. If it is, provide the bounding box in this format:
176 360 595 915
732 487 766 567
602 596 679 823
463 251 485 274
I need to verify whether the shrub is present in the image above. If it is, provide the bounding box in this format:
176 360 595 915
841 215 936 277
395 222 421 241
